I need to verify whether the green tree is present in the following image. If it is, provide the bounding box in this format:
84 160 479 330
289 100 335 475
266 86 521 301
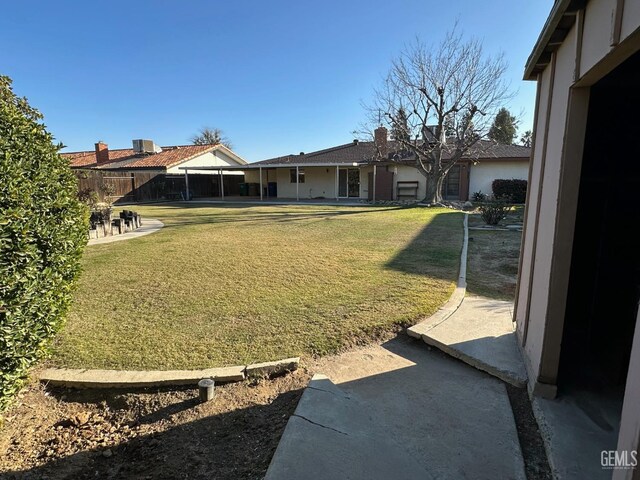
0 76 88 411
191 127 233 149
488 108 518 144
520 130 532 147
390 108 410 143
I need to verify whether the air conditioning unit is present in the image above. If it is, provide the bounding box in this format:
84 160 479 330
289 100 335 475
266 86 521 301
132 139 162 154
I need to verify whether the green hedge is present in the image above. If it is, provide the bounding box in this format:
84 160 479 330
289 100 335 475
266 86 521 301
0 76 88 412
491 178 527 204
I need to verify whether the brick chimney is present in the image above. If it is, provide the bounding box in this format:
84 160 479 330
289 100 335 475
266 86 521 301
374 126 388 158
95 141 109 165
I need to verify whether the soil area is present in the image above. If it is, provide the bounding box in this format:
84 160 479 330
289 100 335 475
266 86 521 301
0 370 311 480
0 336 551 480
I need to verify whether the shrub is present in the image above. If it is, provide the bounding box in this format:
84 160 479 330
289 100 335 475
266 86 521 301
478 197 511 225
0 76 88 412
492 179 527 204
78 187 100 208
471 191 487 202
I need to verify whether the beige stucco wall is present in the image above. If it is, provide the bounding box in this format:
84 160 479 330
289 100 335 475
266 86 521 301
274 166 338 199
243 166 378 199
166 150 244 175
517 0 640 392
393 165 426 200
468 161 529 198
579 0 640 77
518 25 578 386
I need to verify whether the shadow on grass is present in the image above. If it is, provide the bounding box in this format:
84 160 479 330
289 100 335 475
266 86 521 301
3 385 304 480
153 203 408 229
385 211 464 279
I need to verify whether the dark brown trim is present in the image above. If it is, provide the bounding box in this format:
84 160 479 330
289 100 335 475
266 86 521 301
459 161 470 201
514 75 543 337
538 87 590 385
611 0 626 47
574 9 585 82
522 53 557 348
474 156 530 162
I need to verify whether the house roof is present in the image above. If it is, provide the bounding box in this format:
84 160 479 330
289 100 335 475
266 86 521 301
251 139 530 167
253 141 380 166
63 143 247 170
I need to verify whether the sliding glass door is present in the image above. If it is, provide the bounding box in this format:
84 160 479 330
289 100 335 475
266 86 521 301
338 168 360 197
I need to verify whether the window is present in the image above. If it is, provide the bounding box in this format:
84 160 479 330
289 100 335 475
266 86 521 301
290 168 305 183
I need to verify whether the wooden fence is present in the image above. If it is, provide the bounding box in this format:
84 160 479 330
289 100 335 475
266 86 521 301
74 170 242 203
76 170 164 203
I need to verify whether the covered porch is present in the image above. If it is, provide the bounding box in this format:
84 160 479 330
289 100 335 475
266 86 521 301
179 162 398 202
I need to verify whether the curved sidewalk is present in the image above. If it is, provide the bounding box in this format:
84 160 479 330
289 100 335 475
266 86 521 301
88 218 164 246
407 212 527 387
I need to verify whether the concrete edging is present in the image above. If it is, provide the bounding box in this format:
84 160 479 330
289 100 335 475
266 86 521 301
88 218 164 246
407 213 469 339
38 357 300 389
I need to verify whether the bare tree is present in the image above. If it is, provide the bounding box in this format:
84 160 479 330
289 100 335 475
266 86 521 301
191 127 233 149
365 30 513 203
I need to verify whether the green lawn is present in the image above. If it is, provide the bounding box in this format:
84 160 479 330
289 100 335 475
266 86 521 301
52 204 463 370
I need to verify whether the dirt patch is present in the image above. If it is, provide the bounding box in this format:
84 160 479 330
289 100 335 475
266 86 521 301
466 211 522 301
506 384 553 480
0 370 311 479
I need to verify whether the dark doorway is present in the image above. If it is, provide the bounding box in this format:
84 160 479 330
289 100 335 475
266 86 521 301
560 50 640 396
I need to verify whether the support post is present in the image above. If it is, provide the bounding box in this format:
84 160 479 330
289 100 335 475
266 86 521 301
259 167 263 201
372 165 377 203
198 378 215 402
335 165 339 201
220 169 225 199
184 169 189 201
296 166 300 201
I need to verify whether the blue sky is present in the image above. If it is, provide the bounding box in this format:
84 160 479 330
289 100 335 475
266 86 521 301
1 1 552 161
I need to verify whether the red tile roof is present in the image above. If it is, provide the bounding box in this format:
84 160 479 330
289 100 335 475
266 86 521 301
63 144 219 170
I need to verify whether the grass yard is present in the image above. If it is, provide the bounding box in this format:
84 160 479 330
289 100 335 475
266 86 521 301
52 204 463 370
465 206 524 301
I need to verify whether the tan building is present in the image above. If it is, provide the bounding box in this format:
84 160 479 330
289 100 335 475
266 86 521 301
64 140 247 201
240 128 530 202
516 0 640 478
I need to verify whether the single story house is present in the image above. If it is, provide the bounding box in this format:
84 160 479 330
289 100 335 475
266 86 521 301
64 139 247 201
196 127 529 202
515 0 640 478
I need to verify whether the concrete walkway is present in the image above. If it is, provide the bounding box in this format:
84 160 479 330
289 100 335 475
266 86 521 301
533 388 622 479
411 295 528 387
88 218 164 245
267 337 526 479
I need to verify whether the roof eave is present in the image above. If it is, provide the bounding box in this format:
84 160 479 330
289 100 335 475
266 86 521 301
179 162 364 170
214 144 249 165
524 0 587 80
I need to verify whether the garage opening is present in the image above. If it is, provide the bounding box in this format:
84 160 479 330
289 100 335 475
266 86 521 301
559 50 640 421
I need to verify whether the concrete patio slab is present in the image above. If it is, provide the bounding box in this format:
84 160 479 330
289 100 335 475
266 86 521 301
266 374 432 480
269 337 526 479
532 389 622 479
419 295 528 387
